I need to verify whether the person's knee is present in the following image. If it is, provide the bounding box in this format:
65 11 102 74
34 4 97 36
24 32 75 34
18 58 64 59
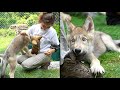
17 58 22 64
17 55 28 64
21 62 34 70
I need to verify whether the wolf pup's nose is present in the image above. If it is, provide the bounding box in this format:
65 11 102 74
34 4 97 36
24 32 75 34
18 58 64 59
75 49 81 54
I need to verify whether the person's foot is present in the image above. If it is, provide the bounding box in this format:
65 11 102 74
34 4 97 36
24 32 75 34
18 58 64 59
39 62 50 70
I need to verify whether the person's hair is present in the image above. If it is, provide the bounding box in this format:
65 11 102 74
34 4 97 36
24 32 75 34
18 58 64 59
38 12 55 25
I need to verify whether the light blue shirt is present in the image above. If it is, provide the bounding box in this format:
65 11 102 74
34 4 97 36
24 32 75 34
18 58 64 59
27 24 59 53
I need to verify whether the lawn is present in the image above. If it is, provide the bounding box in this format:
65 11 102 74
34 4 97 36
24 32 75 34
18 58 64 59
0 64 60 78
0 29 60 78
71 14 120 78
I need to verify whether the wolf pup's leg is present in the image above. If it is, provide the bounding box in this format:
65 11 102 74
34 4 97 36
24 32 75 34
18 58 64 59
101 34 120 52
8 57 17 78
1 60 8 78
87 53 105 74
23 46 33 57
21 49 26 55
113 40 120 46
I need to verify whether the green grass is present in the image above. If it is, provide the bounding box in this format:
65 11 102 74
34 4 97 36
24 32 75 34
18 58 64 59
0 29 16 53
71 14 120 78
0 36 15 53
12 66 59 78
0 64 59 78
0 29 60 78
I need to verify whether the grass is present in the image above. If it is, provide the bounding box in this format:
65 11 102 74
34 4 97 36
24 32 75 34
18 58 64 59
0 36 15 53
0 29 60 78
0 64 60 78
71 14 120 78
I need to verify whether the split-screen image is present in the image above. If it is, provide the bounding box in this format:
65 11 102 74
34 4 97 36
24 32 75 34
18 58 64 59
0 12 120 78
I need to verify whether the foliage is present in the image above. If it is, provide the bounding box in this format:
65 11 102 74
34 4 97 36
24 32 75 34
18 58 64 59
53 23 60 39
0 18 7 28
0 12 39 28
0 28 15 37
26 14 38 26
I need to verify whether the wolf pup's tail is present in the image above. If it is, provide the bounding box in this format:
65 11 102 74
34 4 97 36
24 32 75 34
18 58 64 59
114 40 120 47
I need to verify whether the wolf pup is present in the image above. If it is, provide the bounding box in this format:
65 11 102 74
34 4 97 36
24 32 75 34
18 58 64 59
10 24 29 55
61 15 120 77
1 32 32 78
31 35 42 55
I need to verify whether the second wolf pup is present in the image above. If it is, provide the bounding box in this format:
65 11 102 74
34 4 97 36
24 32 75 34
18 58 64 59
61 15 120 76
31 35 42 55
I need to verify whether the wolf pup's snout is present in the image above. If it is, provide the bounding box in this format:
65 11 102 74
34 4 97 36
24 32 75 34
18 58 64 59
75 49 81 54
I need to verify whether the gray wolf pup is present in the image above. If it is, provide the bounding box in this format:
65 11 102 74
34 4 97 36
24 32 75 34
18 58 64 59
61 15 120 75
0 32 32 78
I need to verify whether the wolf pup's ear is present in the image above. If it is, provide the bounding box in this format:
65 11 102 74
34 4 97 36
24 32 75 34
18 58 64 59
68 22 76 31
37 36 42 40
60 12 71 22
82 16 95 33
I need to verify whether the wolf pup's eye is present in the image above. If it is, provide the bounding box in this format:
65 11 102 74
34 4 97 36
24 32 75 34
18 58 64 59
82 37 87 41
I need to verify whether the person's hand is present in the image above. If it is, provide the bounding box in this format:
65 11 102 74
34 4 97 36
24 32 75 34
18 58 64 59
44 49 55 56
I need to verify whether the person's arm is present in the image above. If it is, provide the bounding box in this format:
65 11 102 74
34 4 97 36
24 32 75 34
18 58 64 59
50 44 59 52
44 32 59 56
50 32 60 52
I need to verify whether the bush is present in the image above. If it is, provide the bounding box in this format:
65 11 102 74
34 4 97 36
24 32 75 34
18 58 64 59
0 18 17 29
53 24 60 39
0 12 40 29
16 18 27 24
0 29 15 37
26 14 38 26
7 18 17 28
0 18 7 28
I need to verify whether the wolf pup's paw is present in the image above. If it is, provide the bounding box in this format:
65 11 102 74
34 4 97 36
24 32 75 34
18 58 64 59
9 73 14 78
90 63 105 74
